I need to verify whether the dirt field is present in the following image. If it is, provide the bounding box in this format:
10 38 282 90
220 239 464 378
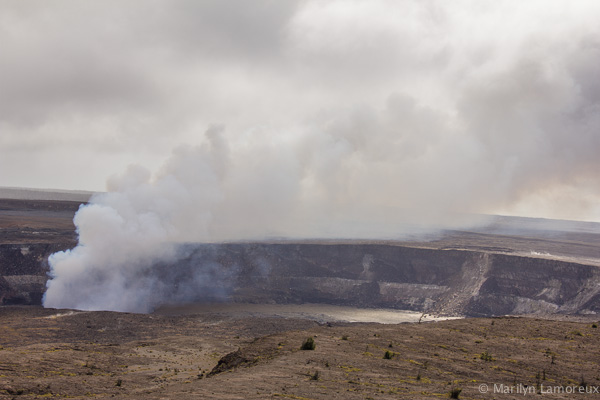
0 306 599 399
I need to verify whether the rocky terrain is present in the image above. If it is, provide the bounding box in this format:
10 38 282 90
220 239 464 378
0 306 599 399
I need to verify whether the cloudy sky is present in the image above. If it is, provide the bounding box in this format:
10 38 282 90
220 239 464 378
1 0 599 222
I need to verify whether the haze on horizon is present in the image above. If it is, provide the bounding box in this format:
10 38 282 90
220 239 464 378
1 0 600 224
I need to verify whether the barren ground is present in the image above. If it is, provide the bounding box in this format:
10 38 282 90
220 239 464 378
0 199 79 245
1 306 599 399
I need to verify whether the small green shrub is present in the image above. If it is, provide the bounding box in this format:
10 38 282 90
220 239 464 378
449 387 462 399
301 337 316 350
341 335 349 340
115 379 122 387
480 351 494 362
310 370 320 381
383 350 394 359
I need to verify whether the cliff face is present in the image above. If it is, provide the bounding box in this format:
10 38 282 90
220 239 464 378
1 242 599 316
0 243 73 304
466 253 600 316
0 198 79 305
207 243 600 316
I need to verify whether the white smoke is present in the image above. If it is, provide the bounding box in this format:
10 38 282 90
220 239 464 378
41 0 600 312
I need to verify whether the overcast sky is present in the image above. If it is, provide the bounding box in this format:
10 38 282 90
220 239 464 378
1 0 599 222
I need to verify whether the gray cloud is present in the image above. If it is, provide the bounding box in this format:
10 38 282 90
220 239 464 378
1 0 599 219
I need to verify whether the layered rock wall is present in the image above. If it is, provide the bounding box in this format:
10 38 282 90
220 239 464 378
1 242 599 316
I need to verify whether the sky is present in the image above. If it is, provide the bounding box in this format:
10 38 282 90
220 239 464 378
1 0 600 222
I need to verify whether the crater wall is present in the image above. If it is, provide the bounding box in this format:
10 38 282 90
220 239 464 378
3 241 598 316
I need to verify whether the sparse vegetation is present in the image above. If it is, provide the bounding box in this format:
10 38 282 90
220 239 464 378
6 388 25 396
300 337 316 350
449 387 462 399
0 314 597 399
341 335 349 340
535 371 542 391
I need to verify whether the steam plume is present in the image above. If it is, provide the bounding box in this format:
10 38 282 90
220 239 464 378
41 1 600 312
